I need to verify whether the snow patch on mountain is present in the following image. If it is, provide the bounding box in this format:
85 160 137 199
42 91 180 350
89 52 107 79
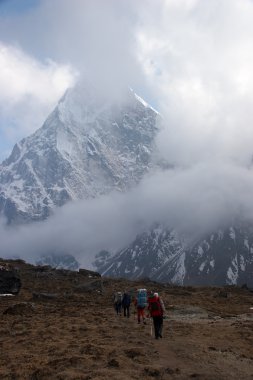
0 83 159 223
96 224 253 286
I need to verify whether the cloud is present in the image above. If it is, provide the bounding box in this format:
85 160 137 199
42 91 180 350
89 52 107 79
0 0 147 97
136 0 253 167
1 158 253 268
3 0 253 162
0 43 74 104
2 0 253 267
0 42 76 155
0 0 149 159
0 191 146 268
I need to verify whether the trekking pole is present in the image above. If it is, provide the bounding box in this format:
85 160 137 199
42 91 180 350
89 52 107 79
150 318 153 337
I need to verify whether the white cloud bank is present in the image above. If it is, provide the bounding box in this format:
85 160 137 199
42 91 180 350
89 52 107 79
2 0 253 267
0 42 76 157
137 0 253 167
1 159 253 269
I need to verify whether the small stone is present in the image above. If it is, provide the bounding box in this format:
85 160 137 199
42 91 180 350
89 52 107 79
107 359 119 368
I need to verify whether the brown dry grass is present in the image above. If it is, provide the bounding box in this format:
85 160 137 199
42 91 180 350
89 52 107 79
1 260 253 379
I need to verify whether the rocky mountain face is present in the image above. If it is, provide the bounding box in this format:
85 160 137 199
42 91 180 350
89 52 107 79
184 226 253 287
94 226 186 284
94 225 253 287
0 83 158 223
1 81 253 286
35 253 80 271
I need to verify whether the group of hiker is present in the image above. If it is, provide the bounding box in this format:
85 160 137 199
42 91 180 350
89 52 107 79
113 289 166 340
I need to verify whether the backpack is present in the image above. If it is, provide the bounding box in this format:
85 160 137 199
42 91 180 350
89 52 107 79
122 293 131 306
137 289 147 308
148 296 162 315
114 292 122 304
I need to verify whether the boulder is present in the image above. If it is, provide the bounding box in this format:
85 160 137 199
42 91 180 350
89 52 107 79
75 279 103 293
214 290 230 298
78 268 101 278
3 302 35 315
0 268 21 294
32 292 59 300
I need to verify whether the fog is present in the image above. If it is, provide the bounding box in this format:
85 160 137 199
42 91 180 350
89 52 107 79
1 159 253 268
0 0 148 103
1 0 253 266
0 0 147 156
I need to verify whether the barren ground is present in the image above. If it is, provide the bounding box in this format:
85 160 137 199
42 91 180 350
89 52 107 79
1 260 253 379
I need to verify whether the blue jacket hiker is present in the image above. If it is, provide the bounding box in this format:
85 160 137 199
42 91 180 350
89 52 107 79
134 289 147 324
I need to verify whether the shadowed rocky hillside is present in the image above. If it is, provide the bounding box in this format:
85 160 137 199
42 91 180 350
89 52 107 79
1 259 253 379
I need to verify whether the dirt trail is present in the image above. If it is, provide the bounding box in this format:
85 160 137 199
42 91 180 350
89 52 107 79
1 261 253 379
110 306 253 380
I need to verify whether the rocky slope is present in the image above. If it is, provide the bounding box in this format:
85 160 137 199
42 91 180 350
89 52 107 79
1 259 253 379
95 225 253 287
94 226 186 284
0 83 159 223
35 253 80 271
1 81 253 286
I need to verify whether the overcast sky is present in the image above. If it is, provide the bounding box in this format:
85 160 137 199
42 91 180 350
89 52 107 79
0 0 146 160
1 0 253 266
1 0 253 164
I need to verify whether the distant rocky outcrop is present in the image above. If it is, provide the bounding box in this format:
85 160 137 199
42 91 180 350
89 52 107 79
36 253 80 271
0 264 21 294
78 268 101 278
32 292 59 301
75 279 103 293
94 224 253 287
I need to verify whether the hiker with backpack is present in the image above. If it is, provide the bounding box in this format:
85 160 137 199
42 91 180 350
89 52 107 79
148 292 165 339
122 291 131 318
134 289 147 324
113 291 122 315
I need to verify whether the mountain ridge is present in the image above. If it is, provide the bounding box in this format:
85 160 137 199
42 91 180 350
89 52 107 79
94 224 253 287
1 82 253 286
0 84 159 223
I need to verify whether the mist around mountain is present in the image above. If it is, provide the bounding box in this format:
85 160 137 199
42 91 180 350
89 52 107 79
0 82 159 223
95 224 253 287
1 79 253 286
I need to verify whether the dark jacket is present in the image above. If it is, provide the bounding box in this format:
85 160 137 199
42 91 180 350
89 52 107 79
122 293 131 307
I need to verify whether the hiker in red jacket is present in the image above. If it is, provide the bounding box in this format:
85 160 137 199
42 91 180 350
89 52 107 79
148 292 165 339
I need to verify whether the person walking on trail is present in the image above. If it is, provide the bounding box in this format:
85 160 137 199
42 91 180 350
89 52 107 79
148 292 165 339
135 289 147 324
113 292 122 315
122 291 131 318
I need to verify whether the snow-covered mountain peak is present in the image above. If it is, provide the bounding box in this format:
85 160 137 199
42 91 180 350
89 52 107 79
0 82 159 223
57 83 158 131
1 80 253 287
